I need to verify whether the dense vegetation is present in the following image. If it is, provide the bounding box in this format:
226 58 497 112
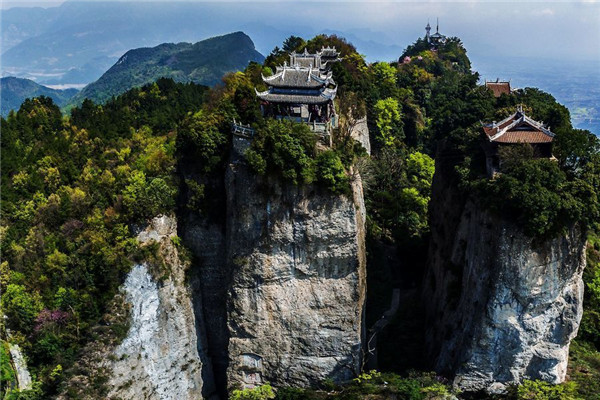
1 32 599 400
0 80 207 397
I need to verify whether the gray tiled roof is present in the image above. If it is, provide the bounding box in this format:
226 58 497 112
255 87 337 105
263 67 331 88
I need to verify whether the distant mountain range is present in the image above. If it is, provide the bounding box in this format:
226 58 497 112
1 1 403 87
69 32 264 106
0 77 79 117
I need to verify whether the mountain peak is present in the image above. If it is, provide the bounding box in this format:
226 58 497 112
71 32 264 106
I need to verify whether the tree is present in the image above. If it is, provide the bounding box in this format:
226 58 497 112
1 284 43 332
316 151 349 194
373 98 403 147
282 36 306 53
245 119 317 185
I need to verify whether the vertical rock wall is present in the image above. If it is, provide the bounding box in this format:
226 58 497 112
107 216 215 400
181 137 368 394
424 162 586 393
224 161 367 390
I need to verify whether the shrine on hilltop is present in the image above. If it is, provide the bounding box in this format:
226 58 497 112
425 19 447 48
255 47 341 142
482 106 555 177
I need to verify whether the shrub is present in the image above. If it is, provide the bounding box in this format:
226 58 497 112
231 384 276 400
513 379 579 400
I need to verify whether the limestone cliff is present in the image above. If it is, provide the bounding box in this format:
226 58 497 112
181 136 367 394
57 215 215 400
108 216 214 400
224 158 367 390
423 160 587 394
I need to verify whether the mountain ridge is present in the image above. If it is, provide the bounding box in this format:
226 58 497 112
0 76 78 117
69 31 264 106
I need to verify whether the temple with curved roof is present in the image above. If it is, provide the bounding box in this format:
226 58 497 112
255 47 341 139
482 106 555 176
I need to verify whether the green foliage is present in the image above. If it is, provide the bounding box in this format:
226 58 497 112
313 370 455 399
511 379 579 400
122 171 176 220
246 119 317 185
568 340 600 399
374 97 403 147
580 233 600 347
366 149 434 240
4 382 44 400
1 79 201 395
1 341 17 388
177 110 228 171
231 384 276 400
1 284 43 332
282 36 306 53
315 151 350 194
469 151 596 237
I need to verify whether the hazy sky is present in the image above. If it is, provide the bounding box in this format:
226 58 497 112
2 0 599 63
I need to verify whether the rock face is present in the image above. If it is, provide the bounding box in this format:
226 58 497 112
9 343 32 390
224 159 367 390
107 215 215 400
424 164 586 393
181 137 367 393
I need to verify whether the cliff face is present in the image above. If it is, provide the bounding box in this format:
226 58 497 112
107 216 214 400
224 157 367 390
181 137 367 394
424 163 586 393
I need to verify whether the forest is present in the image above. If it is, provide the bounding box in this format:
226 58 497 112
1 34 599 399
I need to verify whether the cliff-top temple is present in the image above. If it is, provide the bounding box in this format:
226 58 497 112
482 105 556 176
425 19 447 48
255 47 341 142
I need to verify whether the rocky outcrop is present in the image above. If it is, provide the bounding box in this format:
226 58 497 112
181 137 367 394
224 161 367 390
107 215 214 400
9 343 32 390
424 162 586 393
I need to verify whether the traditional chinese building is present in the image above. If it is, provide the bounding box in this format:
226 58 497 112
425 19 447 48
482 106 555 177
255 47 341 141
485 79 512 97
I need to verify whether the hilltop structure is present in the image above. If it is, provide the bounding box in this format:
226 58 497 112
425 19 447 48
255 47 341 143
482 106 555 177
485 79 512 97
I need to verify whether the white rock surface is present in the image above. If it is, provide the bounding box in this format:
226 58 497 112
224 158 367 390
9 343 32 390
107 215 211 400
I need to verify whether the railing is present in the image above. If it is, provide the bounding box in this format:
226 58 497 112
231 119 255 138
274 115 338 135
232 116 337 147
